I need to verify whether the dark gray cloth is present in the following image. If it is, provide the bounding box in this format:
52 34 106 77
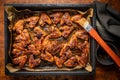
95 2 120 47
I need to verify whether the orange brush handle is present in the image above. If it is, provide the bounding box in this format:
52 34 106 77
89 28 120 67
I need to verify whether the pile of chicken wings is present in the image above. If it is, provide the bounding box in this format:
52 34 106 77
12 11 89 69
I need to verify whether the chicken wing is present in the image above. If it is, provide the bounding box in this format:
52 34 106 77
75 30 88 41
45 40 63 55
28 55 41 68
54 55 67 68
77 41 89 53
41 51 54 62
76 53 88 67
27 44 40 55
60 12 72 25
48 26 61 38
64 56 78 67
12 41 27 57
68 35 78 49
50 12 63 24
59 25 74 38
13 55 27 68
25 16 39 28
33 27 47 39
13 20 24 34
71 14 82 23
39 13 52 26
15 29 30 44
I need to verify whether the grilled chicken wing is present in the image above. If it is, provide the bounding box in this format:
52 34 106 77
78 41 89 53
75 30 88 41
13 41 26 51
41 51 54 62
64 56 78 67
27 44 40 55
71 14 82 23
48 26 61 38
59 25 74 38
76 53 88 67
50 12 63 24
25 16 39 28
33 27 47 39
60 12 72 25
39 13 52 26
32 37 43 51
54 55 68 68
28 55 41 68
15 29 30 44
54 56 63 68
13 55 27 68
68 35 78 49
45 40 63 55
12 41 27 57
13 20 24 34
12 49 26 58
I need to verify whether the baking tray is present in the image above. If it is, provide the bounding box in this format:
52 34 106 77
4 3 96 75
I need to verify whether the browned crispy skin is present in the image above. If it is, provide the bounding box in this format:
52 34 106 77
68 35 78 49
54 56 63 68
77 41 89 53
54 55 67 68
28 55 41 68
48 26 61 38
76 53 88 67
45 40 63 55
33 27 46 38
75 30 88 41
25 16 39 28
50 12 63 24
13 55 27 68
71 14 82 23
15 29 30 44
12 41 27 57
13 20 24 34
59 25 74 38
27 44 40 55
39 13 52 26
60 44 73 58
60 12 72 25
64 56 78 67
59 44 68 56
41 51 54 62
32 37 43 51
12 49 26 58
13 41 26 51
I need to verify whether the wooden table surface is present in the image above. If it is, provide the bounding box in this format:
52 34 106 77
0 0 120 80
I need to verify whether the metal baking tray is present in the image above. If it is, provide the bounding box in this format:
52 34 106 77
4 3 96 75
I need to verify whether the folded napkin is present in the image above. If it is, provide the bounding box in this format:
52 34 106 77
95 2 120 47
